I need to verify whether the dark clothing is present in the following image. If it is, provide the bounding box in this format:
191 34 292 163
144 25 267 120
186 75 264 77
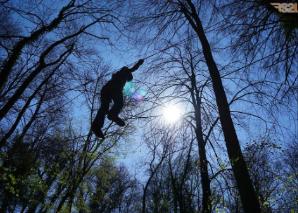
92 59 144 134
93 67 132 129
108 67 133 90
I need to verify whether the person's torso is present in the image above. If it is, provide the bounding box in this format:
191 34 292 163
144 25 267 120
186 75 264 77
105 68 133 90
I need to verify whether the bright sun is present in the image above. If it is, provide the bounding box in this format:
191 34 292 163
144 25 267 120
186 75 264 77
162 104 183 124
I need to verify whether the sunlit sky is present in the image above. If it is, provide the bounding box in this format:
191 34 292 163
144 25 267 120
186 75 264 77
162 104 183 124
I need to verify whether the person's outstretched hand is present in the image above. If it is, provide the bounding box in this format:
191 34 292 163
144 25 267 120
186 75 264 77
137 59 144 65
130 59 145 73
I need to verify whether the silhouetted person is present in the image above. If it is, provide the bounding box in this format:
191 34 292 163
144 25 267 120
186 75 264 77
92 59 144 138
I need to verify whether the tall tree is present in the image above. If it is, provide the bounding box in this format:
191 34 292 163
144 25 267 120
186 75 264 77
178 2 260 211
128 1 261 211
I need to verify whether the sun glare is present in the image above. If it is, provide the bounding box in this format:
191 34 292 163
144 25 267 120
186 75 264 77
162 104 183 124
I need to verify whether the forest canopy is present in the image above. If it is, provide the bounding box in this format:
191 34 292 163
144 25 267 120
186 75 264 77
0 0 297 212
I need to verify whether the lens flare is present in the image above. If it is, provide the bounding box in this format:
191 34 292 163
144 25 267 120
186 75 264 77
124 82 147 102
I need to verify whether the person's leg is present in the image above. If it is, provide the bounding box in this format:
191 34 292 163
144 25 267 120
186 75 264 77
92 89 111 138
109 92 124 116
108 92 125 126
93 98 109 128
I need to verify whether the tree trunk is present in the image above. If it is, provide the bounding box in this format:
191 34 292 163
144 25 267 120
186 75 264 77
180 1 261 212
0 1 74 92
0 46 72 121
189 74 212 213
0 65 58 146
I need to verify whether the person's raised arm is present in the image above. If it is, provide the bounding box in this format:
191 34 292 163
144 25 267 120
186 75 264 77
129 59 144 72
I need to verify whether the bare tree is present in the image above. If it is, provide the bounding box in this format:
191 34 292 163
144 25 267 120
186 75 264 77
0 0 115 148
127 1 261 211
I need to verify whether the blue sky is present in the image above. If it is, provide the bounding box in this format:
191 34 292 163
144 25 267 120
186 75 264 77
8 0 297 180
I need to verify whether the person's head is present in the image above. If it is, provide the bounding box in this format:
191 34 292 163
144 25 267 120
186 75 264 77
118 66 133 81
122 66 129 70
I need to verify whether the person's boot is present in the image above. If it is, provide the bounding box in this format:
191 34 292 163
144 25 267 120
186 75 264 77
91 123 105 139
107 114 125 126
